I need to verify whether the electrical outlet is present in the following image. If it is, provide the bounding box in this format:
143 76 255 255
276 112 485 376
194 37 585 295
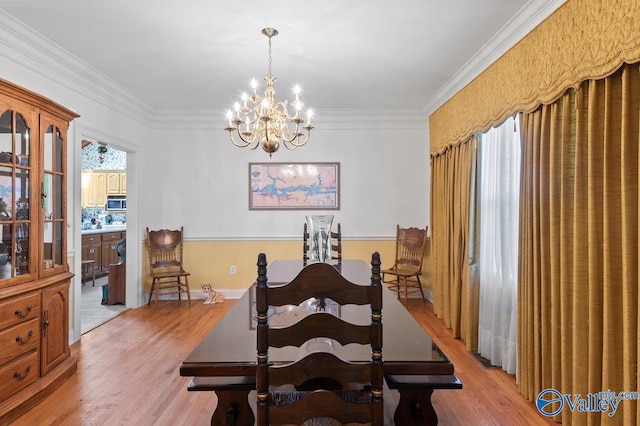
229 265 236 275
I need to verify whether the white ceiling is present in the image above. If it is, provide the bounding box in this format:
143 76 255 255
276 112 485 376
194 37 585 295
0 0 563 116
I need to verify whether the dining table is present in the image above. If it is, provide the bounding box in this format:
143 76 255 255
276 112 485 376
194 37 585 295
180 259 461 425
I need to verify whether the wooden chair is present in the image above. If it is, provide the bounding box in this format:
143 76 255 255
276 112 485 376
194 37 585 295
303 223 310 265
256 252 383 426
303 222 342 266
330 223 342 264
146 227 191 307
382 225 428 306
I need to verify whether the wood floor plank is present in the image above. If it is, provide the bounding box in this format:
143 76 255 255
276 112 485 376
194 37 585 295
10 298 555 425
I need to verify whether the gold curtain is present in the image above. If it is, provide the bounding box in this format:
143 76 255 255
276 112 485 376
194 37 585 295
430 137 479 350
518 63 639 425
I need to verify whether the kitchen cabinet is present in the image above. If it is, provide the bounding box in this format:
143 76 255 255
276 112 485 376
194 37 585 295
119 172 127 195
81 230 126 276
0 78 78 424
81 171 107 208
81 234 101 275
106 171 125 196
81 170 125 208
100 232 122 273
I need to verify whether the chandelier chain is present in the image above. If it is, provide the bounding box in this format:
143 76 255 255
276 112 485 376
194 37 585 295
267 34 273 78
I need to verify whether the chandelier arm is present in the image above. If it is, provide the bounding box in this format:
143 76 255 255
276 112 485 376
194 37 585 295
284 127 312 148
244 113 261 130
229 127 260 148
273 101 298 120
280 121 302 143
283 136 310 149
228 132 251 148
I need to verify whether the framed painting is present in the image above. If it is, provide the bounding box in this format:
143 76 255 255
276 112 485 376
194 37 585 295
249 162 340 210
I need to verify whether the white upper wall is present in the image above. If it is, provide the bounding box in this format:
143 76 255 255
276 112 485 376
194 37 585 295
143 126 429 239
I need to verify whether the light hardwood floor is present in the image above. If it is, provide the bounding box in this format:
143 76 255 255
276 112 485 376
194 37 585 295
81 275 126 334
11 298 555 426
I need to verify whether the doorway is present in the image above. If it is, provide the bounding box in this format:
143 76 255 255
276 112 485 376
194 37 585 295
80 141 127 333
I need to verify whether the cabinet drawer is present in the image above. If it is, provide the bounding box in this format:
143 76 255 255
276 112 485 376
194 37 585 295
0 350 39 402
0 318 39 365
0 292 40 331
82 234 101 244
101 232 122 242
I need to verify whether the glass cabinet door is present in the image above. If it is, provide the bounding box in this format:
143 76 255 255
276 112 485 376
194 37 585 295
0 109 33 282
41 118 66 275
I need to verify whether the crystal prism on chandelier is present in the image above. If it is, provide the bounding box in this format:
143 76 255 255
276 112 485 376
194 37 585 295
225 28 314 158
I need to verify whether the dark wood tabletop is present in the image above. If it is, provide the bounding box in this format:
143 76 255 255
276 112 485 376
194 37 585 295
181 259 455 376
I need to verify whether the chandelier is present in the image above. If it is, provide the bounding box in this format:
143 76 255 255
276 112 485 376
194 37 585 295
225 28 313 157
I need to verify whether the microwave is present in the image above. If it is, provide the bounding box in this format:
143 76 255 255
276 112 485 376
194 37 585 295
106 198 126 211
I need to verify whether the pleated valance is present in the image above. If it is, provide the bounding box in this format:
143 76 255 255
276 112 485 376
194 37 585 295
429 0 640 157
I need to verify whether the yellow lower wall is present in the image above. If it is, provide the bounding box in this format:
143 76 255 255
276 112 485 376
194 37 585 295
142 239 431 295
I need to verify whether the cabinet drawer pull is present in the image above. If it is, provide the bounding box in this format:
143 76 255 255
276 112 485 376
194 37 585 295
15 330 34 344
13 365 32 381
14 304 33 318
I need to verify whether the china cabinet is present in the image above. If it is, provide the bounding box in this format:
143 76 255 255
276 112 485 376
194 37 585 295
0 78 79 423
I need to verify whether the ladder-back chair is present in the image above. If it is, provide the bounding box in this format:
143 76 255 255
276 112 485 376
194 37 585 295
256 252 384 426
330 223 342 264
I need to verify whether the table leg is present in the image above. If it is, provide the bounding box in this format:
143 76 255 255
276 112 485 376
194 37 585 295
393 388 437 425
211 389 254 426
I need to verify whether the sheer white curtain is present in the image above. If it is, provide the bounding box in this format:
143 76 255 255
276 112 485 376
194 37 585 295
477 115 520 375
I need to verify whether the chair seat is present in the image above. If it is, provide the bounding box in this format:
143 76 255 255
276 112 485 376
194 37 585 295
270 389 373 426
381 267 419 277
150 270 190 279
271 389 372 406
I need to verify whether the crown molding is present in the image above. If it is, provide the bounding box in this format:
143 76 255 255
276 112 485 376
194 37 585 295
424 0 567 115
0 10 154 126
151 107 428 131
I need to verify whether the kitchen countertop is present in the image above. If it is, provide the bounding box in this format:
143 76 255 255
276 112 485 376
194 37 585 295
81 225 127 235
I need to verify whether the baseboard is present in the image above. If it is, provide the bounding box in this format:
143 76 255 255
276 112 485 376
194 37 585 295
146 288 245 301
